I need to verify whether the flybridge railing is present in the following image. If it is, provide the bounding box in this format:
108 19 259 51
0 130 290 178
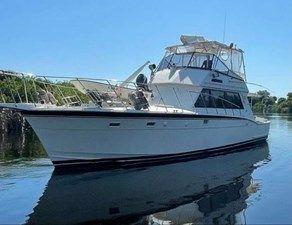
0 70 243 116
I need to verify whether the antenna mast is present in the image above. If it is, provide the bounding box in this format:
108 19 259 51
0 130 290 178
223 12 227 43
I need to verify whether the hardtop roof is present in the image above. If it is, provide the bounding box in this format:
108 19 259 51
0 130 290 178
165 35 243 54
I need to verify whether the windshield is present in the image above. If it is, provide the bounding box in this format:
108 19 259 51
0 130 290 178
157 53 210 70
157 52 229 75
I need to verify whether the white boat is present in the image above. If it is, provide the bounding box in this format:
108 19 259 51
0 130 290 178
0 35 270 169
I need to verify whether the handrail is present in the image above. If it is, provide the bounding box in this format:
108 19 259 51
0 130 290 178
0 72 141 108
35 75 138 87
0 70 244 117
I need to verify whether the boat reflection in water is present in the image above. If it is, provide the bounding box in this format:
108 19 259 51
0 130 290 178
27 144 269 225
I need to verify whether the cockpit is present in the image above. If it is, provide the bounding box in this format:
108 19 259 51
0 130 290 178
157 35 246 80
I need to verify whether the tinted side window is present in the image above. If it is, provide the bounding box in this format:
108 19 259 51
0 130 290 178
195 89 244 109
224 92 243 109
195 94 205 107
224 92 236 108
195 89 217 108
210 90 225 108
201 89 211 107
234 93 244 108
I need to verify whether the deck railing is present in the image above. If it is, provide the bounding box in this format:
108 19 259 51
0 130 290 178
0 69 243 116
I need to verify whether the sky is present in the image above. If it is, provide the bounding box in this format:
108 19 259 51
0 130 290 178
0 0 291 97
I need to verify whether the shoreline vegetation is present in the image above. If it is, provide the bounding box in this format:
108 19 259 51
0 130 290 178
0 109 46 160
0 74 89 105
251 90 292 114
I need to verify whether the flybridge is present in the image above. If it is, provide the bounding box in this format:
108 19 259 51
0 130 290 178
162 35 246 81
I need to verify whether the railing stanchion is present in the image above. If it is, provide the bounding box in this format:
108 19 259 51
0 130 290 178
21 74 29 103
43 77 66 106
7 76 19 103
73 88 83 105
105 79 128 110
0 89 6 103
76 78 88 93
32 78 38 103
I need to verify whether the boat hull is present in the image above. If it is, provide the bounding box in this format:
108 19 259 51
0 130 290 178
23 110 270 169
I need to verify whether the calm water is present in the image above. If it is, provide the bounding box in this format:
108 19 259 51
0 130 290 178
0 115 291 224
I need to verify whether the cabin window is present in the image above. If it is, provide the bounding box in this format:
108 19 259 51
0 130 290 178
195 88 244 109
203 89 216 108
195 94 205 107
211 90 225 108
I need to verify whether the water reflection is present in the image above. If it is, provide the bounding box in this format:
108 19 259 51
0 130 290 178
26 144 269 225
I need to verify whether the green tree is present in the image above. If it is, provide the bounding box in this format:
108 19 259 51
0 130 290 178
257 90 270 99
252 102 265 114
287 93 292 113
277 97 286 105
252 90 277 113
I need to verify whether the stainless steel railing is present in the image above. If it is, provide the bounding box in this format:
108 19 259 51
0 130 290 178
0 69 244 116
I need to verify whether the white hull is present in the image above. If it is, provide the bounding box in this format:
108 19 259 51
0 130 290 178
24 111 269 166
